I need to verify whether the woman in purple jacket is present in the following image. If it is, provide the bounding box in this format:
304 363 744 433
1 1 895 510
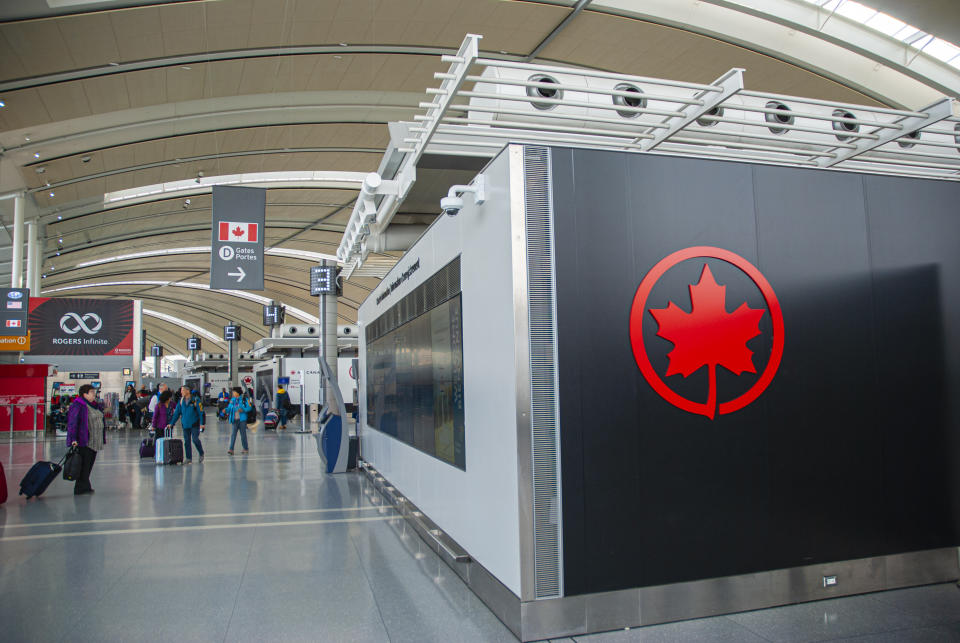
66 384 105 495
151 390 173 436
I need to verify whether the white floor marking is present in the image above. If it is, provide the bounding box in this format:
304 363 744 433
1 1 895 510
2 505 392 529
0 515 395 542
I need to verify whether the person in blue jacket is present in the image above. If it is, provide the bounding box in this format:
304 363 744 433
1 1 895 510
225 386 252 455
167 386 205 464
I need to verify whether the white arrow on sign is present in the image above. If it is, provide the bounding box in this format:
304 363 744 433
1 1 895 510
227 266 246 282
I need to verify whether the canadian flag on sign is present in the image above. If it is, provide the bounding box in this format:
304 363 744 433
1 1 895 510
218 221 259 244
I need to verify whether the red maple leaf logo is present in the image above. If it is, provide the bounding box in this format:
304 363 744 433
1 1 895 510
649 264 765 419
232 226 244 237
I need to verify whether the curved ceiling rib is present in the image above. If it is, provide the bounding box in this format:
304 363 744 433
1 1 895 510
41 280 320 324
143 308 224 345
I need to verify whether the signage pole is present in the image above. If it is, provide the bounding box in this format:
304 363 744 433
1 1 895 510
228 323 238 389
153 353 160 380
318 261 327 422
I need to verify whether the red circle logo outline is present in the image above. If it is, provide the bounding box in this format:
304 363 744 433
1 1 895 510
629 246 785 417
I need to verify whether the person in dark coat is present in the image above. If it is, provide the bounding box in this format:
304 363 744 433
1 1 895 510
66 384 105 495
275 386 291 430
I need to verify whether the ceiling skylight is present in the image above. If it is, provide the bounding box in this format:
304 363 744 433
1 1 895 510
798 0 960 66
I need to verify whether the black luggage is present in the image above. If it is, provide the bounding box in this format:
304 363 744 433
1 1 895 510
163 438 184 465
20 457 64 499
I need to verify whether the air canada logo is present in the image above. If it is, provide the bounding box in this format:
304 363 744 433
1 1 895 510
59 312 103 335
629 247 784 419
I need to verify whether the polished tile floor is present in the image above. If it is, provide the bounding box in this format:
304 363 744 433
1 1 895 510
1 421 958 643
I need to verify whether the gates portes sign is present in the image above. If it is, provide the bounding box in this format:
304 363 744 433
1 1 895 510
210 185 265 291
28 298 134 356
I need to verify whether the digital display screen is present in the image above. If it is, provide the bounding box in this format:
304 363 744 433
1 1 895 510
366 294 465 469
151 345 163 357
187 337 201 351
262 305 284 326
224 325 241 341
310 265 336 295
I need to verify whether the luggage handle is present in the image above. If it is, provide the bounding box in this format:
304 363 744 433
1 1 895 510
164 427 172 439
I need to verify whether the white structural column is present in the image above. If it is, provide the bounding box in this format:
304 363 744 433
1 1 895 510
10 194 24 288
25 218 41 295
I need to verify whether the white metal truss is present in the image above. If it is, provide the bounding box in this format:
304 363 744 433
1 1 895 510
337 33 960 273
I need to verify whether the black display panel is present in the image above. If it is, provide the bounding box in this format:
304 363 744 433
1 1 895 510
549 148 960 596
366 294 465 469
262 305 284 326
224 325 241 341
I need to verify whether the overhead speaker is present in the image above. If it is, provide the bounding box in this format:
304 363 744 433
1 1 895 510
338 324 358 337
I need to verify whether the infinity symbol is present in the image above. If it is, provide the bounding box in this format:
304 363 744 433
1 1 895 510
59 312 103 335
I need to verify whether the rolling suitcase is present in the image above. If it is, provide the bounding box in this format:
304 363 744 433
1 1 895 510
264 410 279 431
139 437 155 459
155 428 183 466
163 438 184 465
19 453 65 499
0 459 7 504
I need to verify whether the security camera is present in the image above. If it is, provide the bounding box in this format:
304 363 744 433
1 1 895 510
441 175 485 217
440 195 464 217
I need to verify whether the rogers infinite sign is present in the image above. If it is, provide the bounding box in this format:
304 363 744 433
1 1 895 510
28 298 134 356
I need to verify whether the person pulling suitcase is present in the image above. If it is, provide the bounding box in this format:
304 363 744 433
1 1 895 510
167 386 205 464
66 384 105 495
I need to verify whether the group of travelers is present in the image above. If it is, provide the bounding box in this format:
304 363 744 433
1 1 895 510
64 381 274 491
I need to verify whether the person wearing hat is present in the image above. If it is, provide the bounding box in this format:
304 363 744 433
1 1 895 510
275 385 291 430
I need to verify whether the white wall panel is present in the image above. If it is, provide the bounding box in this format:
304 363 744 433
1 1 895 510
359 149 522 595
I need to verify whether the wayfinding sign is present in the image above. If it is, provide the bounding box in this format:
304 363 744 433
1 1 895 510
0 288 29 336
187 337 201 352
211 185 265 291
310 265 336 296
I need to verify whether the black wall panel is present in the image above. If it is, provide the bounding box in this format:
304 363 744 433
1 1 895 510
551 148 960 596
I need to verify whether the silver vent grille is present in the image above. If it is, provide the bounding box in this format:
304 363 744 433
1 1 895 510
523 145 563 599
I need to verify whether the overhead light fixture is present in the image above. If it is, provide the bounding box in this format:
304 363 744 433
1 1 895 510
181 65 192 70
108 62 120 67
57 215 62 220
49 192 55 197
33 153 40 159
24 135 30 141
339 42 348 47
81 156 91 163
0 100 5 108
36 167 45 174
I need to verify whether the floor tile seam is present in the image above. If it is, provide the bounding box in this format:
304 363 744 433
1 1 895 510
348 529 394 643
222 526 257 643
0 514 396 542
2 505 391 530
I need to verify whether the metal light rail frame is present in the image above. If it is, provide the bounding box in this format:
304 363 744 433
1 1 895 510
337 33 960 274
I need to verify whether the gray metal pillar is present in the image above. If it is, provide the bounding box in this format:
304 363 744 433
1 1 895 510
11 194 24 288
26 218 41 295
322 292 338 411
153 353 161 379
